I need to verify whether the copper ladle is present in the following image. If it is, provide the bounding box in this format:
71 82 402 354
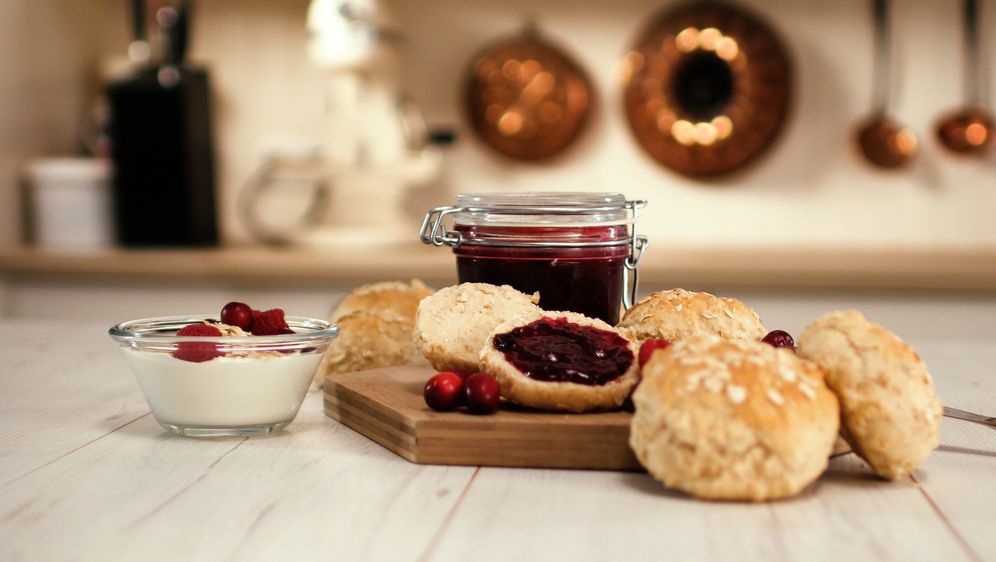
856 0 918 168
936 0 994 154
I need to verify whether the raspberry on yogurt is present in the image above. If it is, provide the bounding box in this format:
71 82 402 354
251 308 292 336
173 324 225 363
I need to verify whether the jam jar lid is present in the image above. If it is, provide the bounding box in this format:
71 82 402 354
421 191 647 251
451 192 631 227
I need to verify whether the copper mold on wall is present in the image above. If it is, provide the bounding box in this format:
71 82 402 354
463 26 593 161
621 2 792 178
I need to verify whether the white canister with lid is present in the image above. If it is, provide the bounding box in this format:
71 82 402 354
26 158 114 249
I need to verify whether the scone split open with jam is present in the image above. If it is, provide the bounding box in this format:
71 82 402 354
492 316 633 385
481 310 640 412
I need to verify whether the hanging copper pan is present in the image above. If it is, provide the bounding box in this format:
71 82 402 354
463 24 593 161
621 2 792 177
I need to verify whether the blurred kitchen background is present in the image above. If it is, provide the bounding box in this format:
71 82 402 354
1 0 994 330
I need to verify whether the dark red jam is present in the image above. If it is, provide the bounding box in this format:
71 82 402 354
492 317 633 386
454 224 628 324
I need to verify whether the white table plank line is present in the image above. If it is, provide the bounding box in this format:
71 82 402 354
225 500 278 562
426 445 974 562
911 474 984 562
910 341 996 561
417 466 481 562
0 320 151 484
0 390 479 562
128 436 250 529
0 411 150 490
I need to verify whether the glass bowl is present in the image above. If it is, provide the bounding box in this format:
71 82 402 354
109 315 339 437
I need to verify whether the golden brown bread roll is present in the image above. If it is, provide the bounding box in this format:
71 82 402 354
618 289 766 344
413 283 541 372
316 310 429 385
630 335 839 501
315 279 433 386
798 310 942 480
332 279 433 321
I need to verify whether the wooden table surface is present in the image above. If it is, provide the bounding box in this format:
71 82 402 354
1 316 994 562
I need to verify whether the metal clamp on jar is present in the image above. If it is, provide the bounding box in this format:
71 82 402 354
420 192 648 325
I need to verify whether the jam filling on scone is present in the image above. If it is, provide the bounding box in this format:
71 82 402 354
493 317 633 385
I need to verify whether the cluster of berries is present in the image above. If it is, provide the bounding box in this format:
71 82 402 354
173 302 293 363
423 371 501 415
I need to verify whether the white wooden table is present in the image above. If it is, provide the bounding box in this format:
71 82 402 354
1 315 994 562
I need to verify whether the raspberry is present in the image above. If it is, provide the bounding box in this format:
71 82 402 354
251 308 291 336
638 339 671 369
173 324 224 362
176 324 223 337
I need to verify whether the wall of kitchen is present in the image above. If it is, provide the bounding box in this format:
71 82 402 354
0 2 104 247
2 0 994 252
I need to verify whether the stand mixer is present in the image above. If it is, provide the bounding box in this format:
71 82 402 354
238 0 439 246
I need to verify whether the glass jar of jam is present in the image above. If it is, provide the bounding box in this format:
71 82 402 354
419 192 648 325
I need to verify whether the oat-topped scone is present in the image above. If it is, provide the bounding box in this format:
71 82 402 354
315 280 434 386
480 309 639 413
331 279 433 321
798 310 943 480
414 283 541 372
617 289 766 344
630 335 839 501
317 310 428 384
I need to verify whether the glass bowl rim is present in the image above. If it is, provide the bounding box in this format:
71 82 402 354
108 314 339 345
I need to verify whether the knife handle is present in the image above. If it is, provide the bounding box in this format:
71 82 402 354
943 406 996 429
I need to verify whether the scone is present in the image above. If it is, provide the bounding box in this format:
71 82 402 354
630 335 840 501
414 283 541 372
798 310 942 480
332 279 433 321
480 310 639 412
316 279 433 386
316 310 428 385
618 289 766 344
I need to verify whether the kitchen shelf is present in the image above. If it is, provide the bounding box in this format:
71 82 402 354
2 245 995 292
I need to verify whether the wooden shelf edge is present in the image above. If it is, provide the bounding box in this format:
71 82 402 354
2 245 995 292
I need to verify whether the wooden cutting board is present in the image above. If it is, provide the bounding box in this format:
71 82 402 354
324 367 852 470
323 366 641 470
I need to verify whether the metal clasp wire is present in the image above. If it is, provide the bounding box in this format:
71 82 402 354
623 199 649 309
624 199 649 270
418 206 464 247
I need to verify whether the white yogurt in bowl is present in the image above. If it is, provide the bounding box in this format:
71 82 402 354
124 350 322 432
110 314 338 437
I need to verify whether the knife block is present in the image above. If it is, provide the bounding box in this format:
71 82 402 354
107 67 218 246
